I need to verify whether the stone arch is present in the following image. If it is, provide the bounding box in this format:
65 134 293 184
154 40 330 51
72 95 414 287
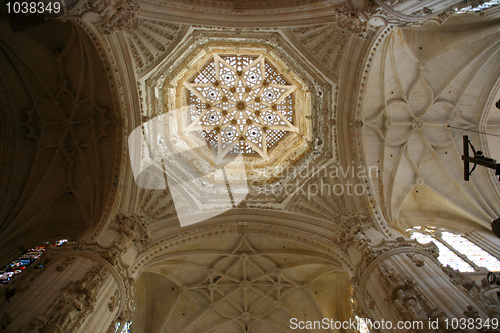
131 225 354 333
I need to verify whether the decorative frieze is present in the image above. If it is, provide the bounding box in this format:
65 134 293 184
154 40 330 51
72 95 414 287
355 237 439 284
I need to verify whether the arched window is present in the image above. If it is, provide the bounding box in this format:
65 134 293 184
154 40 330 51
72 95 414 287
0 239 68 285
407 227 500 273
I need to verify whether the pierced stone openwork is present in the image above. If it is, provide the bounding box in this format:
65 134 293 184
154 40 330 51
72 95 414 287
185 54 297 160
161 42 314 183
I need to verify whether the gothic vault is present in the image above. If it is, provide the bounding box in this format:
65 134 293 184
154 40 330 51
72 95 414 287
1 1 500 333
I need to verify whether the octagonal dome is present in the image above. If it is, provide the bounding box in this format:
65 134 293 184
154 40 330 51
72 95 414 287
168 44 311 171
155 41 315 183
183 51 301 159
143 29 335 193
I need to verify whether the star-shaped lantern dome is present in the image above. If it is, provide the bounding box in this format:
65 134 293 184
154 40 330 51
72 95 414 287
184 54 298 160
162 43 313 183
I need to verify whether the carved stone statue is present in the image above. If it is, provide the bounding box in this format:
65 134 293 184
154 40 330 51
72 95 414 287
393 288 429 322
51 292 86 331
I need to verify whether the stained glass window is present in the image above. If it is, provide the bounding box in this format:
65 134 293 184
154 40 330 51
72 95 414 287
115 321 131 333
185 54 297 160
408 227 500 272
0 239 68 286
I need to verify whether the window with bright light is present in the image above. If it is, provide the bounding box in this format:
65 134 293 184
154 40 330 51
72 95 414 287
455 0 500 13
408 227 500 272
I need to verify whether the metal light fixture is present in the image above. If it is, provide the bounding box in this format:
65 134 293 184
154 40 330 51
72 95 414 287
462 135 500 181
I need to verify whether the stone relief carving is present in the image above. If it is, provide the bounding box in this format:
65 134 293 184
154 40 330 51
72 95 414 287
406 253 425 267
442 266 478 292
41 264 108 333
111 214 151 248
442 266 500 318
49 292 86 331
358 237 439 278
365 289 376 310
108 289 120 312
15 214 147 327
64 0 139 34
378 262 435 323
334 213 375 249
56 257 77 272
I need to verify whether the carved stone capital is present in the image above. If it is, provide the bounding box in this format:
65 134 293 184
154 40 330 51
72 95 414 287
333 212 375 250
64 0 139 34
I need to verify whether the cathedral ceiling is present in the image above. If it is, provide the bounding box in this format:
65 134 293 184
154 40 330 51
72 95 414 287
132 231 352 333
1 0 500 288
92 0 500 239
0 15 123 262
127 25 344 227
360 21 500 231
2 1 500 331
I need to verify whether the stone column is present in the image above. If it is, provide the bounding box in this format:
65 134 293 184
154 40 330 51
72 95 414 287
0 214 150 333
352 235 500 333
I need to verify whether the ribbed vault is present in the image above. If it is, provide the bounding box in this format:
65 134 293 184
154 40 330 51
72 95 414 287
0 17 122 266
133 232 352 333
360 22 500 230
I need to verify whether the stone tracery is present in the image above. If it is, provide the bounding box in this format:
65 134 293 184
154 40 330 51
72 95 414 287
185 54 297 159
